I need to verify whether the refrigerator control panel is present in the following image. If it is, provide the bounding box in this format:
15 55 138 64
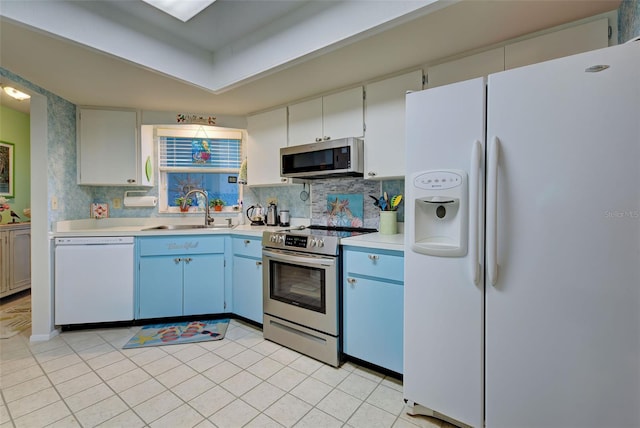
414 171 463 190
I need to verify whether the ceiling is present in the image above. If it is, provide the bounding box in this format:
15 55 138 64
0 0 620 118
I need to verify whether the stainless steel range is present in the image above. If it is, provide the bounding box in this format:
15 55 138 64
262 225 376 366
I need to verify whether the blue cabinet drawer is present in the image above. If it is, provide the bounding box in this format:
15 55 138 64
138 236 224 256
344 247 404 282
232 236 262 259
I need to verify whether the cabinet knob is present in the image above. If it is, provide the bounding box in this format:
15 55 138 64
368 254 379 262
256 261 262 266
184 257 192 264
347 278 357 285
367 171 377 177
315 137 322 142
174 258 181 264
244 240 251 245
127 179 136 183
323 136 331 141
281 178 288 182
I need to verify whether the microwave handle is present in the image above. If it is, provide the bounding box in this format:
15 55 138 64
262 249 336 267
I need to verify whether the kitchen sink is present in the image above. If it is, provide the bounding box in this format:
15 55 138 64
143 224 235 231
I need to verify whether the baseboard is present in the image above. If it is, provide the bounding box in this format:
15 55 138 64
30 328 60 342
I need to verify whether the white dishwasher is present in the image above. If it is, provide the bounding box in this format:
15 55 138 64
55 236 134 325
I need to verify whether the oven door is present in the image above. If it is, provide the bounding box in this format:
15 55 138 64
263 248 338 336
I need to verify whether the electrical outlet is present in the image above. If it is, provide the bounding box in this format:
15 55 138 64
51 196 58 210
113 198 122 209
267 197 278 205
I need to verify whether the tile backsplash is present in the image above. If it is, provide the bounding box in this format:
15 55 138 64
244 177 404 229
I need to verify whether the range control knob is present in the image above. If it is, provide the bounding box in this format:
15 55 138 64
277 234 285 243
309 239 317 247
316 239 325 248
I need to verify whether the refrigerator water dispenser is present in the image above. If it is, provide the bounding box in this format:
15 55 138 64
412 170 468 257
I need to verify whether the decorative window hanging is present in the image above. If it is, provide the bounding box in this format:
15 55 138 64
192 127 211 164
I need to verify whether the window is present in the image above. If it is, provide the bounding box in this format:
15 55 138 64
156 125 244 212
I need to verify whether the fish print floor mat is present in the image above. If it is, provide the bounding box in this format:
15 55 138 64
122 319 229 349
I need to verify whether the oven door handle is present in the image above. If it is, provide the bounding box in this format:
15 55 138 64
262 249 336 267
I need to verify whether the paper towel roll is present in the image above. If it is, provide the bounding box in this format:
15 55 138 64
124 196 157 207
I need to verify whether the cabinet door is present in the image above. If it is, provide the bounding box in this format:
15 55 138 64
364 70 423 179
323 87 364 140
246 108 290 186
9 229 31 290
288 98 323 146
0 232 7 294
77 108 139 186
343 275 403 373
183 253 225 315
232 255 263 324
427 48 504 89
139 256 183 318
505 18 608 70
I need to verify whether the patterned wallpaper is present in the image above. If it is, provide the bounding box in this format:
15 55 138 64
618 0 640 43
0 67 91 230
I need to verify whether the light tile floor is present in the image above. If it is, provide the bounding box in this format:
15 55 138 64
1 295 452 428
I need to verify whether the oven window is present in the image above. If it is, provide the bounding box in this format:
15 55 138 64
269 260 326 313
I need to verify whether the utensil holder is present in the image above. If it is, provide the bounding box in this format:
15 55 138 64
379 211 398 235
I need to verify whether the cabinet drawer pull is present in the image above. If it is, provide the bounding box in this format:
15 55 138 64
368 254 379 261
347 278 357 285
256 261 262 266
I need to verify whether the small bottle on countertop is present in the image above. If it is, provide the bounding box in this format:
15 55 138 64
237 200 245 225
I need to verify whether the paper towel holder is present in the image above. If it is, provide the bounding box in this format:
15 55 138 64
124 191 158 207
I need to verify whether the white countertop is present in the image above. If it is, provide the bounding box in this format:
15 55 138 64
341 231 405 252
52 218 405 251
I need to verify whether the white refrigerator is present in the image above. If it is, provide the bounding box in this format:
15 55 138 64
403 41 639 428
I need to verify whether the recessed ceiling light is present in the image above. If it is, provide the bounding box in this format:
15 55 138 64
141 0 216 22
2 86 31 101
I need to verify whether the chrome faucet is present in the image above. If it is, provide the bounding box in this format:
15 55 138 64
183 189 214 226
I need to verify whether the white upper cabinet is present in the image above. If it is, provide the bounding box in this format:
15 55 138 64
364 70 423 179
288 86 364 146
427 48 504 89
246 107 290 186
505 18 609 70
77 108 151 186
427 17 609 89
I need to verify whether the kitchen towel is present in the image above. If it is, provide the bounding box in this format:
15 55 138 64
122 319 229 349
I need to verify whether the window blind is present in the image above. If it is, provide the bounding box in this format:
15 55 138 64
159 137 242 172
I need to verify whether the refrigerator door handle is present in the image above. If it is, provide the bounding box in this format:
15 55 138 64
487 136 500 285
470 139 482 285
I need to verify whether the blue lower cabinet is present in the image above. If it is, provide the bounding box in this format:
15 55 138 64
343 247 404 373
137 236 225 319
183 254 225 315
231 237 263 324
232 255 263 323
138 256 183 319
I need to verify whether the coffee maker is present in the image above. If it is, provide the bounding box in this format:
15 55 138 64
266 203 278 226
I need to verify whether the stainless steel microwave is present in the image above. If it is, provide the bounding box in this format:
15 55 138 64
280 137 364 179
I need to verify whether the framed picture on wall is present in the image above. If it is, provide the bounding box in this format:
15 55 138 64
0 141 14 198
